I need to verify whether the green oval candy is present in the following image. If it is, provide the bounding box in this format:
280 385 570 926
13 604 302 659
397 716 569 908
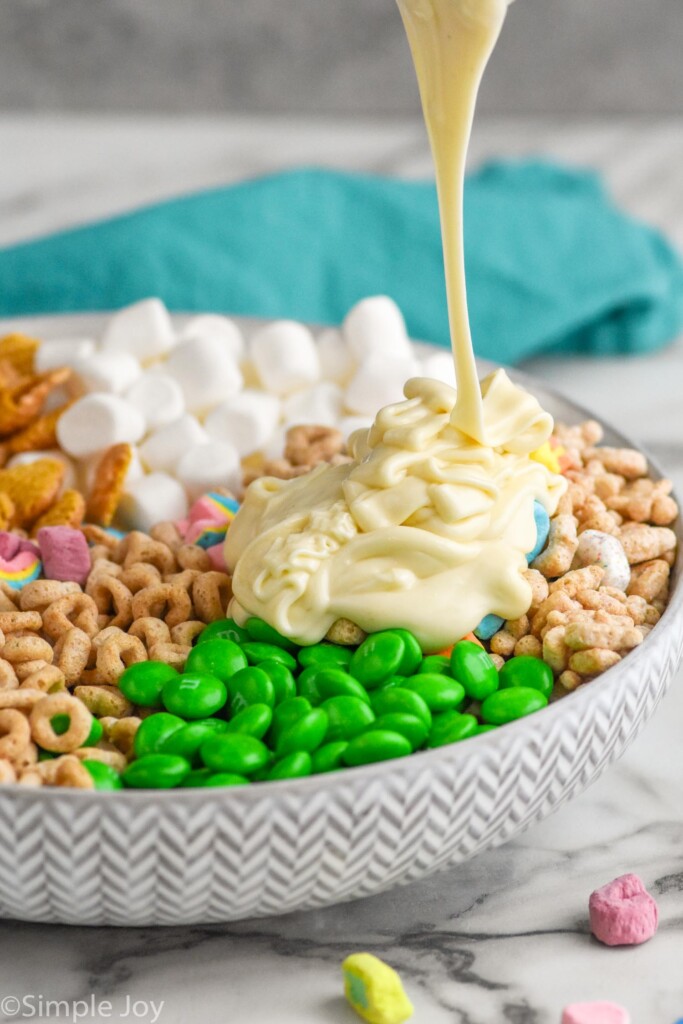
82 760 123 791
451 640 499 701
298 643 352 670
196 618 249 646
474 724 498 735
201 773 250 787
133 712 185 757
200 734 270 775
391 629 423 675
267 751 313 780
241 642 297 671
185 638 248 681
160 719 228 762
342 730 412 767
302 667 371 706
370 687 432 728
369 712 428 751
226 703 273 739
417 655 451 675
320 695 375 743
162 671 227 720
276 708 329 756
228 666 276 715
427 711 479 748
349 632 406 688
52 713 102 748
499 656 554 699
123 753 191 789
245 616 298 651
480 687 548 725
119 660 178 707
311 741 348 774
271 697 312 744
403 673 465 713
181 768 213 787
258 659 296 704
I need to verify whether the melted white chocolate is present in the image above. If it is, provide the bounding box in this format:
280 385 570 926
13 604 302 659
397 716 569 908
225 0 566 651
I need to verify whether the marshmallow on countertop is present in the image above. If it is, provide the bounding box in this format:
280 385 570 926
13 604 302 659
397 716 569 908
70 351 141 394
175 441 242 501
181 314 245 362
421 350 456 386
139 414 208 474
56 394 146 458
250 320 320 395
34 338 96 374
317 328 356 385
342 296 413 360
204 390 280 458
164 335 243 414
100 298 176 363
345 353 420 416
283 382 344 429
125 373 186 432
118 472 189 533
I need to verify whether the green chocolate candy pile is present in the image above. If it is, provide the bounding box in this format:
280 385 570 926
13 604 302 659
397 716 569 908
73 621 552 790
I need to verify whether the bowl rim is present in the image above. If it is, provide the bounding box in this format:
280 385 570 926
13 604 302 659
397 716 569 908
0 315 680 803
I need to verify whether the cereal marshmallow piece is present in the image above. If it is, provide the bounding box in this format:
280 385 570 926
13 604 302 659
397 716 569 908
561 1002 630 1024
589 873 658 947
37 527 91 586
342 953 413 1024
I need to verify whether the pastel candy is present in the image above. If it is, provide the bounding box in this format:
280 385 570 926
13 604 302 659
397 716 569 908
0 533 42 590
574 530 631 591
527 500 551 562
206 543 227 571
589 873 658 946
561 1002 630 1024
474 614 504 641
342 953 413 1024
100 298 176 363
188 492 240 526
37 526 91 586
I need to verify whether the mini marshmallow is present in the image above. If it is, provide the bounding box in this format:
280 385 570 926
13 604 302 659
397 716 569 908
70 351 141 394
317 328 356 384
344 353 419 416
118 472 188 533
204 390 280 458
421 350 456 386
125 373 186 432
164 336 243 414
56 394 146 458
342 296 412 360
283 382 343 428
139 414 208 474
339 415 373 440
589 874 658 947
181 314 245 362
262 425 290 462
35 338 96 374
7 450 77 492
100 298 176 363
175 441 242 501
250 320 320 395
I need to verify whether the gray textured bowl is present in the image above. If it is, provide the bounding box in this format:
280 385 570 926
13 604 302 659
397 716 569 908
0 314 680 926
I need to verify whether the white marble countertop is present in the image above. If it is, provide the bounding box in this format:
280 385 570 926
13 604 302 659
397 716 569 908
1 115 683 1024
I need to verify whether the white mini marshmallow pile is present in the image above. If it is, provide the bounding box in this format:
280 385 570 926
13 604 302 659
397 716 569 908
39 295 440 530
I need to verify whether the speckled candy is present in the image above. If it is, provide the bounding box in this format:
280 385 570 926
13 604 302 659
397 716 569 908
574 530 631 591
589 873 658 946
561 1002 630 1024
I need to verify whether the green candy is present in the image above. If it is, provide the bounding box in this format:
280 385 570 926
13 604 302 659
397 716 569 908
228 666 276 714
200 773 250 787
51 712 102 747
160 719 228 763
342 730 412 767
123 753 191 789
185 638 248 681
275 708 328 757
417 655 451 675
133 712 185 757
474 724 498 735
241 642 297 671
200 734 270 775
226 704 273 739
498 656 554 699
119 661 178 708
196 618 249 646
259 659 296 704
311 741 349 774
427 711 479 747
403 673 465 712
82 760 123 791
267 751 313 780
320 695 375 743
245 617 298 651
298 643 352 670
181 768 213 787
391 629 423 676
270 697 312 744
299 666 370 706
161 671 227 720
480 687 548 725
370 712 429 751
349 631 406 688
370 687 432 728
83 717 104 747
450 640 499 701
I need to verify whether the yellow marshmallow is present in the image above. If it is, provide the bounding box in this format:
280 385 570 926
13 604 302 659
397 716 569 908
342 953 414 1024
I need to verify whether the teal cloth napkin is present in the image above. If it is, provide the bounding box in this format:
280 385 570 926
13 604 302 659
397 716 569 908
1 161 682 363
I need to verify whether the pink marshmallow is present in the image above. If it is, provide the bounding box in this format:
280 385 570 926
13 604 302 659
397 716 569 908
589 873 658 947
188 496 227 525
206 542 227 571
562 1002 630 1024
37 527 91 586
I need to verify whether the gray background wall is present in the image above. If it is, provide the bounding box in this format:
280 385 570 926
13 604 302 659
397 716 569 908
1 0 681 116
